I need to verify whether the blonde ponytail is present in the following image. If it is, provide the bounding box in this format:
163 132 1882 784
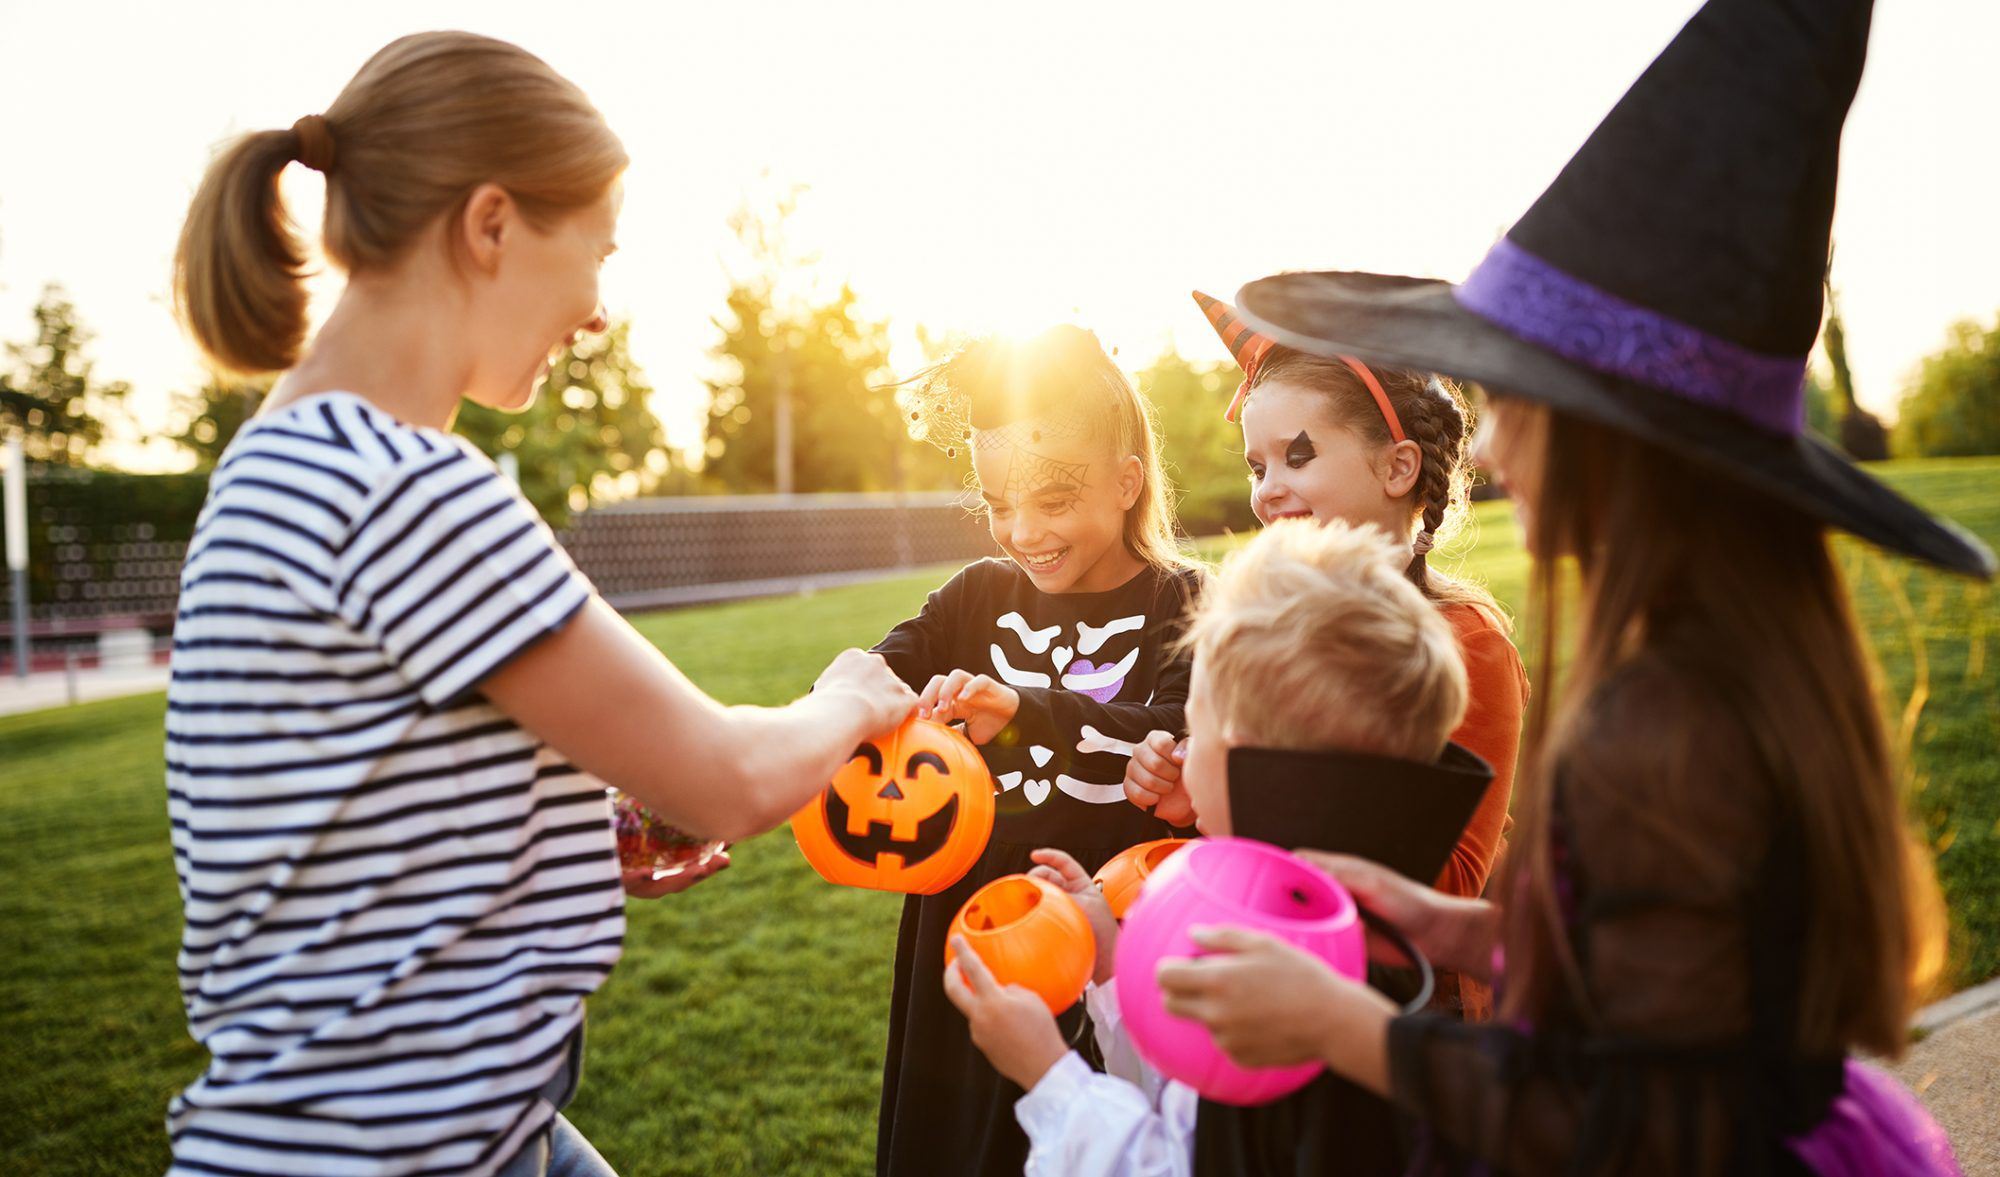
174 129 314 374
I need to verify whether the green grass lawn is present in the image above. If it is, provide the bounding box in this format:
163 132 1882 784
1 457 1994 1175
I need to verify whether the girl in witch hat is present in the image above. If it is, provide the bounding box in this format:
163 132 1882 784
1155 0 1985 1172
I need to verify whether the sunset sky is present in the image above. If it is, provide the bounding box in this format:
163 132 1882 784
2 0 1996 470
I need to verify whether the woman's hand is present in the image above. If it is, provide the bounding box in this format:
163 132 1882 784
943 934 1070 1091
1295 851 1499 979
919 670 1020 745
813 648 921 737
620 849 730 899
1155 926 1396 1096
1122 731 1194 826
1027 848 1119 984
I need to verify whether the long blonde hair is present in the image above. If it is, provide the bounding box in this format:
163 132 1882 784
1499 409 1945 1058
903 325 1194 573
174 31 627 374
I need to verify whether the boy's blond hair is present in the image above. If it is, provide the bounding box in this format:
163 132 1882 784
1185 520 1468 761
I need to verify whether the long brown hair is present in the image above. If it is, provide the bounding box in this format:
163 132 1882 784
1498 405 1945 1058
1248 349 1505 627
903 325 1194 573
175 31 627 375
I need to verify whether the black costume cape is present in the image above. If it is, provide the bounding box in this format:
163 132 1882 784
1193 742 1492 1177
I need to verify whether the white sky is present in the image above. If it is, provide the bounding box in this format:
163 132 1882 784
2 0 1996 472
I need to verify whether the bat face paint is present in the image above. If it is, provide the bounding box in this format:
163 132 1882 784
1240 382 1398 531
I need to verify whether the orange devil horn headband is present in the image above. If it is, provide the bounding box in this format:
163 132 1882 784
1191 290 1405 442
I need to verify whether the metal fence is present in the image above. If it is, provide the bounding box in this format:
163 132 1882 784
567 491 997 611
2 489 998 670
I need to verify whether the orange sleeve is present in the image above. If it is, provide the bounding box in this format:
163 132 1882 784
1432 605 1528 901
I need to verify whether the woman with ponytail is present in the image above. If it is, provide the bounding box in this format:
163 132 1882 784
166 32 914 1177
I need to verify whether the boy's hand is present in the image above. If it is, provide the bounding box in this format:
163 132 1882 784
620 849 730 898
1156 925 1395 1096
943 934 1069 1090
1123 731 1194 826
1028 848 1119 984
919 670 1020 745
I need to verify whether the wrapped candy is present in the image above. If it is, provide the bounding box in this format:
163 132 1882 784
608 788 725 877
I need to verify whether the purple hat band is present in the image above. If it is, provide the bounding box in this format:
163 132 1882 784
1453 238 1808 436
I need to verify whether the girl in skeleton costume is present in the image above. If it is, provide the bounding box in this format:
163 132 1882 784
871 325 1203 1177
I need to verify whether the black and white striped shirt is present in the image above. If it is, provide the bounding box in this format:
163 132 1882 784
165 393 623 1176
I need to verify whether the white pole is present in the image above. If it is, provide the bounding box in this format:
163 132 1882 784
774 358 794 497
5 436 28 681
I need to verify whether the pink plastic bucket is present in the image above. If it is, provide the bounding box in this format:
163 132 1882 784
1114 837 1366 1104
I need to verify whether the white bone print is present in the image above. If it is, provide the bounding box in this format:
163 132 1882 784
1061 647 1139 694
997 612 1061 654
1076 614 1146 655
1076 725 1137 757
1057 775 1127 804
1000 747 1058 806
988 644 1052 688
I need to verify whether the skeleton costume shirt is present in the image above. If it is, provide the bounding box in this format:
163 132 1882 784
872 556 1201 1177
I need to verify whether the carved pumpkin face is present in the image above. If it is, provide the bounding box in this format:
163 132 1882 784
791 717 996 894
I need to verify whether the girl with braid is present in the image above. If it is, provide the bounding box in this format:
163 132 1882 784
1124 292 1526 1021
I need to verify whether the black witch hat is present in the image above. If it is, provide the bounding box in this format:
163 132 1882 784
1233 0 1992 577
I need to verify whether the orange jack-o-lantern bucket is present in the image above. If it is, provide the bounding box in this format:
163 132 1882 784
791 716 996 894
945 874 1096 1014
1092 837 1193 919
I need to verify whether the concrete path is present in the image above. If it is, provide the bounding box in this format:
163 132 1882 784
0 665 168 716
1896 978 2000 1174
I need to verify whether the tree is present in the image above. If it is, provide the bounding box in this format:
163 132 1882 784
0 285 131 465
172 375 271 467
456 319 673 526
702 189 958 495
1820 276 1889 460
1133 348 1257 537
1894 314 2000 458
1802 367 1837 442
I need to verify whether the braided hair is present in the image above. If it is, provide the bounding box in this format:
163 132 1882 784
1247 348 1505 627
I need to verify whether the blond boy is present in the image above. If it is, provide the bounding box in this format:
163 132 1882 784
944 519 1474 1177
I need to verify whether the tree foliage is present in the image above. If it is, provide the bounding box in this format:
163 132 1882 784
1132 348 1257 536
701 190 958 495
0 285 131 465
1895 314 2000 458
456 319 673 526
171 375 271 468
1821 279 1889 460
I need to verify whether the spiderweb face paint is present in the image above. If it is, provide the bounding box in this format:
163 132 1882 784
996 449 1089 503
